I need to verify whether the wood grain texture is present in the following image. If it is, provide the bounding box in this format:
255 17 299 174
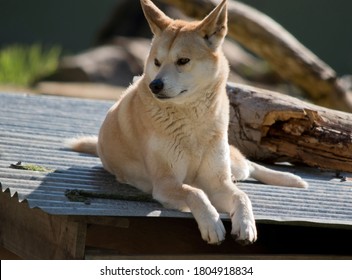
227 83 352 172
0 190 86 259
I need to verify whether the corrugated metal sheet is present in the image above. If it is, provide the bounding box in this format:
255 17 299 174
1 92 352 227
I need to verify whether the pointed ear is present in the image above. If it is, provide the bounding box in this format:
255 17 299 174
198 0 228 50
140 0 172 36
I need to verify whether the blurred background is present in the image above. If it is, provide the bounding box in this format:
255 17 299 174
0 0 351 98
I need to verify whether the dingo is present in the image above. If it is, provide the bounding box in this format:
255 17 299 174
68 0 307 245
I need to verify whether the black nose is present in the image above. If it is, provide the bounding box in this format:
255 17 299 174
149 79 164 94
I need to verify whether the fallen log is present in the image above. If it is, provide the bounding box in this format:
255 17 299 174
227 82 352 172
158 0 352 112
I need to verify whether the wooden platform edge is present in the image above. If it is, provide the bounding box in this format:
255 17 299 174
0 190 86 259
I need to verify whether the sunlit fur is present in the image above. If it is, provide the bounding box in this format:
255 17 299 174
68 0 307 245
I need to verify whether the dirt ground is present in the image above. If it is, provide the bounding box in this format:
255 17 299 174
0 82 126 101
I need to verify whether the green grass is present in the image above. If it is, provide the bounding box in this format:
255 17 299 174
0 44 61 87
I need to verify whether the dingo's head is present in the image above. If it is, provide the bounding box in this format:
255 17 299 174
141 0 229 102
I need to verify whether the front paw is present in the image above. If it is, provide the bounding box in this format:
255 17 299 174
198 214 226 245
230 208 257 245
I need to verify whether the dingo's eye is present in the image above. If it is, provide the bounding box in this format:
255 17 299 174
176 58 190 66
154 59 161 67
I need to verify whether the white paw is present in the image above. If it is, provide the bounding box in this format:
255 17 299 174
230 206 257 245
198 214 226 245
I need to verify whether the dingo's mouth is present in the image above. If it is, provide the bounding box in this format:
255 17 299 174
155 89 188 100
155 94 171 99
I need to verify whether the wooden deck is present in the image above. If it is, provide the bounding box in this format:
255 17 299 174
1 92 352 259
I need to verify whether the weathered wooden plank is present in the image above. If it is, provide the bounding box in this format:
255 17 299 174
84 218 352 257
0 190 86 259
0 246 21 260
85 252 351 260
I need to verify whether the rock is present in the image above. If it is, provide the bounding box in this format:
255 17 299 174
39 37 150 87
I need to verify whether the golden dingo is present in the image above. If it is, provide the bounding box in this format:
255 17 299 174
68 0 307 245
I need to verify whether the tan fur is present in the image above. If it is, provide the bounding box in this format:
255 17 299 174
68 0 307 244
66 136 98 155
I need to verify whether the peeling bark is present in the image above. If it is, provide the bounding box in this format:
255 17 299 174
227 83 352 172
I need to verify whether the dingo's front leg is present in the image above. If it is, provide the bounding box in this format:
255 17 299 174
228 188 257 244
205 179 257 244
197 147 257 244
152 177 226 244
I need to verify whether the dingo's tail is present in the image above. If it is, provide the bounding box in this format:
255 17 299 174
65 136 98 156
248 161 308 188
